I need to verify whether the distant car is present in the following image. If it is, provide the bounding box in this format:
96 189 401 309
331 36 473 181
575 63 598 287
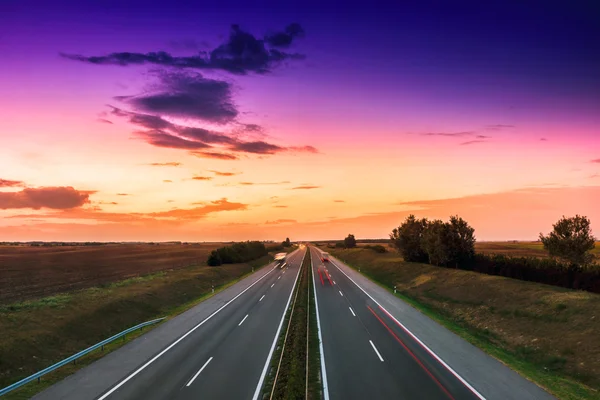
321 252 330 262
274 252 287 268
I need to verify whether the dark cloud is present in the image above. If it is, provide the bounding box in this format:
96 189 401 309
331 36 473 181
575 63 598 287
420 131 475 137
0 179 23 187
192 176 213 181
0 187 90 210
190 151 238 160
209 170 238 176
460 140 487 145
231 140 283 154
97 118 113 124
148 162 181 167
61 24 305 75
291 185 320 190
135 131 212 150
178 126 236 145
116 72 238 124
265 23 304 48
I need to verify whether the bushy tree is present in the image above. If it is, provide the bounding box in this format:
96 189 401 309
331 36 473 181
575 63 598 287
447 215 476 267
207 250 222 266
344 234 357 248
421 220 451 266
390 215 429 262
540 215 596 268
282 237 292 247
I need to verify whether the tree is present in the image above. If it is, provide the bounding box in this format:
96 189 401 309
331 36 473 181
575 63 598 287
390 215 429 262
282 237 291 247
540 215 596 268
344 234 357 248
421 220 451 266
446 215 476 267
207 250 222 266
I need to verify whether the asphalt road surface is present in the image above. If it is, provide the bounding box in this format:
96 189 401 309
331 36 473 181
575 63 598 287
34 248 306 400
309 246 555 400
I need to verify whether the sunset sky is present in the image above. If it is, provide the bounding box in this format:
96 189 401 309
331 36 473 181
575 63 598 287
1 0 599 241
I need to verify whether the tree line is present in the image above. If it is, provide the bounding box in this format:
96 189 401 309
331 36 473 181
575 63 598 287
207 241 268 266
387 214 599 293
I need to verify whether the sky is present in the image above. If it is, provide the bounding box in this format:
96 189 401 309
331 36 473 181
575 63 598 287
1 0 599 242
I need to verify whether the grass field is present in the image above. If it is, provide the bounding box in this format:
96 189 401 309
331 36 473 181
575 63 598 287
320 246 600 400
0 243 225 303
0 244 275 399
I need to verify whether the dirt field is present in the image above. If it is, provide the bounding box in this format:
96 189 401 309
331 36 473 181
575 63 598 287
322 246 600 400
0 244 223 303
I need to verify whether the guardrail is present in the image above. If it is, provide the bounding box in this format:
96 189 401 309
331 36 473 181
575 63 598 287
0 317 166 397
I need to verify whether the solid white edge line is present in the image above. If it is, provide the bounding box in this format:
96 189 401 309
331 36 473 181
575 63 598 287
239 314 249 326
310 247 330 400
185 357 213 387
96 250 292 400
259 294 265 302
324 252 486 400
349 307 356 317
369 340 384 362
339 290 343 297
251 249 305 400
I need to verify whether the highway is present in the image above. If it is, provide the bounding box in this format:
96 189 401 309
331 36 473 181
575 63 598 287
34 248 307 400
33 244 555 400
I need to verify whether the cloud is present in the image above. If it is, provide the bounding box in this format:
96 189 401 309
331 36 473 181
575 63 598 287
61 24 305 75
291 185 320 190
115 71 238 124
265 23 304 48
231 140 284 154
334 200 345 203
265 219 297 225
420 131 475 137
460 140 487 146
135 131 212 150
540 138 548 141
117 193 130 196
274 205 288 208
148 162 181 167
288 145 319 153
485 124 515 130
239 181 289 186
97 118 113 124
209 170 238 176
190 151 238 160
0 179 23 188
192 176 213 181
163 180 173 183
591 159 600 163
475 135 491 139
0 187 91 209
588 174 599 179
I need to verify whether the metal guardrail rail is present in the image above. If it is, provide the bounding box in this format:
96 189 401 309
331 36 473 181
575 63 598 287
0 317 166 397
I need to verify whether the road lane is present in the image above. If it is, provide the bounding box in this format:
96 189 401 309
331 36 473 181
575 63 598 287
310 246 480 400
99 248 305 400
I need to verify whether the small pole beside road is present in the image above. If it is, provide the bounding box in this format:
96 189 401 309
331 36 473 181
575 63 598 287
394 285 397 294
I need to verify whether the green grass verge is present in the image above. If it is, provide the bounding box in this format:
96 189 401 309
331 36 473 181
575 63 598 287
327 250 600 400
1 255 273 400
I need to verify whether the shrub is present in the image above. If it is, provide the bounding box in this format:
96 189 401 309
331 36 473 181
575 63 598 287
365 244 387 253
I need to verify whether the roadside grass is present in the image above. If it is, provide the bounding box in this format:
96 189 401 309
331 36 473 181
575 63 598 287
320 247 600 400
0 255 273 400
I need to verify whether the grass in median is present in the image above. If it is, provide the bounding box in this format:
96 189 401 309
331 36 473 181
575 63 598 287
319 246 600 400
0 255 273 400
262 248 323 400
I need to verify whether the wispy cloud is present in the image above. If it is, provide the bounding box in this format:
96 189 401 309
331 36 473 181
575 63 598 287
117 193 130 196
163 180 173 183
460 140 487 146
420 131 475 137
209 170 238 176
191 151 238 160
97 118 113 124
485 124 515 131
238 181 290 186
148 162 181 167
0 187 91 210
540 138 548 141
192 176 213 181
0 179 24 188
591 159 600 163
273 205 288 208
291 185 320 190
334 200 345 203
265 219 297 225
